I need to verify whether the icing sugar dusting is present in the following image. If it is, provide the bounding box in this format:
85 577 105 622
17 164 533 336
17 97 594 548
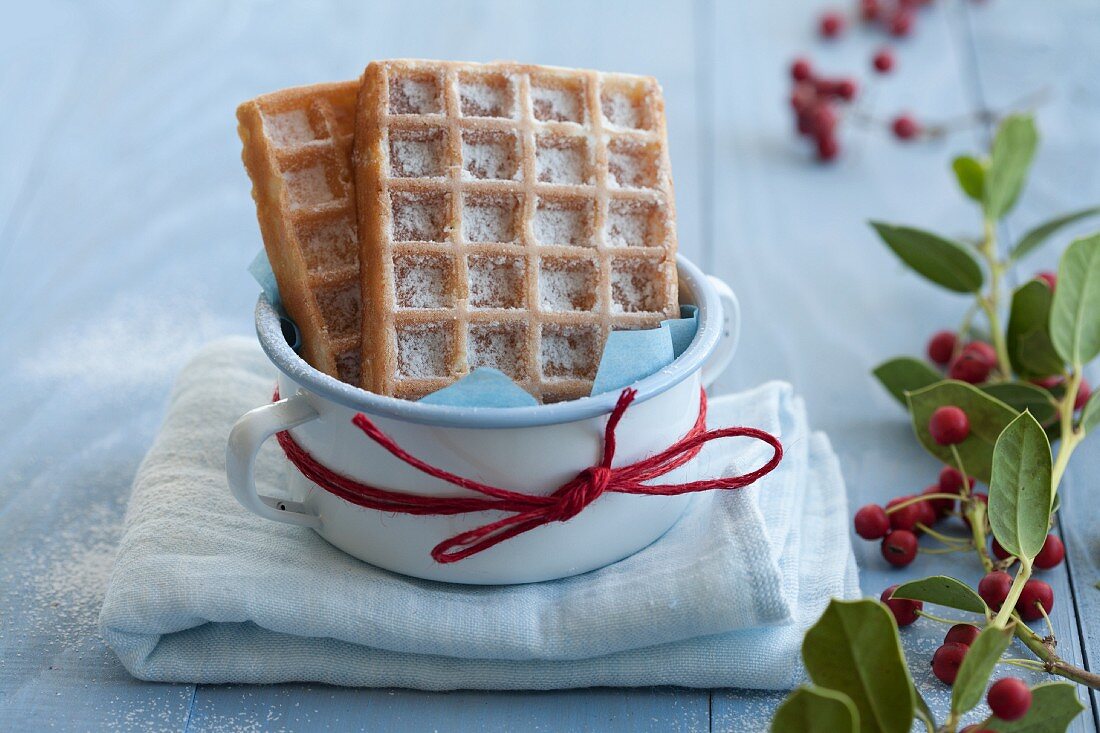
2 489 124 653
14 294 236 388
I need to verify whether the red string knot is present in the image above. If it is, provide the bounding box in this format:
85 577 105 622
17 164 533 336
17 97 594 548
551 466 613 522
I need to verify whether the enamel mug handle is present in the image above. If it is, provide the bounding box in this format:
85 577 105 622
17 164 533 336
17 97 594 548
701 275 741 389
226 391 322 528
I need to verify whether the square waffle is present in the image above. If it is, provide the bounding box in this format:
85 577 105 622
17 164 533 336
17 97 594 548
237 81 363 384
354 60 680 402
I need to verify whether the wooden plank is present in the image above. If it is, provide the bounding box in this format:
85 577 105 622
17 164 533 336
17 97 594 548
179 0 711 729
706 0 1095 730
0 400 196 731
0 0 710 730
5 0 1093 731
0 3 85 264
0 3 199 732
186 687 708 733
186 0 711 728
964 0 1100 726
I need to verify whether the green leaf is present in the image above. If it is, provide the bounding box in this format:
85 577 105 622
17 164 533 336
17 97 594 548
1006 280 1064 378
890 575 988 614
980 382 1058 426
952 155 985 202
802 600 915 733
771 686 859 733
952 626 1014 716
1081 389 1100 435
989 682 1085 732
989 411 1053 561
906 381 1021 484
913 688 935 733
870 222 985 294
984 114 1038 220
1050 233 1100 366
873 357 944 406
1011 205 1100 262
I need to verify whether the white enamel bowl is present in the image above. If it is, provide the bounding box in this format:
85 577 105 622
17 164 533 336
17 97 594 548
227 254 740 584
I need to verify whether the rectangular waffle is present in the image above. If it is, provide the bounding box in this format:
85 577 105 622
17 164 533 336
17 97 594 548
237 81 363 384
354 60 680 402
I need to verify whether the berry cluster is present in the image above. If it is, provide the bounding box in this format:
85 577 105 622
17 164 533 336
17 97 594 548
848 0 931 38
853 414 976 572
789 59 857 161
977 570 1055 621
876 591 1034 727
819 1 931 43
927 332 1000 383
927 273 1093 401
789 1 945 160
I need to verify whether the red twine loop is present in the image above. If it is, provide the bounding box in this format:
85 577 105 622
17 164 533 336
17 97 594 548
274 387 783 564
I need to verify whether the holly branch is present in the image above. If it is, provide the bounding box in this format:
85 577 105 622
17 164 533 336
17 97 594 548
772 113 1100 732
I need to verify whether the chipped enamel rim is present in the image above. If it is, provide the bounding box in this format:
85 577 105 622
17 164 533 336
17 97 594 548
255 253 722 429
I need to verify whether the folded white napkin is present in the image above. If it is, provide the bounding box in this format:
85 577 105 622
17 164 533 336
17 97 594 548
100 338 858 689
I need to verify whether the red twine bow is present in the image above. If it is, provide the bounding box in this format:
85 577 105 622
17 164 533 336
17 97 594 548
274 387 783 564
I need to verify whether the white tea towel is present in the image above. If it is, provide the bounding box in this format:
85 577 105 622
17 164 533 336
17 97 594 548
100 338 858 689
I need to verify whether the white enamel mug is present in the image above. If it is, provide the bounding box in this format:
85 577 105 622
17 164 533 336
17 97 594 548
227 254 740 584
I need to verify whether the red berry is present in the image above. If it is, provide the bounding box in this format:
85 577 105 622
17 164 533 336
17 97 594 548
859 0 880 21
797 110 816 135
819 10 845 38
944 623 980 646
1017 579 1054 620
816 133 840 161
949 353 992 384
927 330 957 366
1036 271 1057 291
1034 534 1065 570
930 406 970 445
888 499 923 532
854 504 891 539
811 103 838 135
938 466 972 494
872 48 895 73
962 341 997 365
932 642 969 685
1075 379 1092 411
892 113 921 140
915 498 937 526
960 727 996 733
921 485 953 519
791 57 813 82
889 9 914 36
991 538 1013 561
988 677 1033 721
941 473 964 494
881 529 919 566
790 82 817 112
881 584 923 626
1031 375 1063 390
978 570 1013 609
834 78 858 101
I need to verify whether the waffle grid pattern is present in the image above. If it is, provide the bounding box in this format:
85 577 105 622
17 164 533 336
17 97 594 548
358 61 679 402
238 82 363 384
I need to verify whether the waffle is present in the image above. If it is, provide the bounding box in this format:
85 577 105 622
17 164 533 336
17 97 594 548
354 60 680 402
237 81 363 384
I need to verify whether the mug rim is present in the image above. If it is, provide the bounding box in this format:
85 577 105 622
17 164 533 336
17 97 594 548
256 253 721 429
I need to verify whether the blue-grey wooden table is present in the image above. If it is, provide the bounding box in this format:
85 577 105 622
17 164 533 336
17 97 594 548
1 1 1097 731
